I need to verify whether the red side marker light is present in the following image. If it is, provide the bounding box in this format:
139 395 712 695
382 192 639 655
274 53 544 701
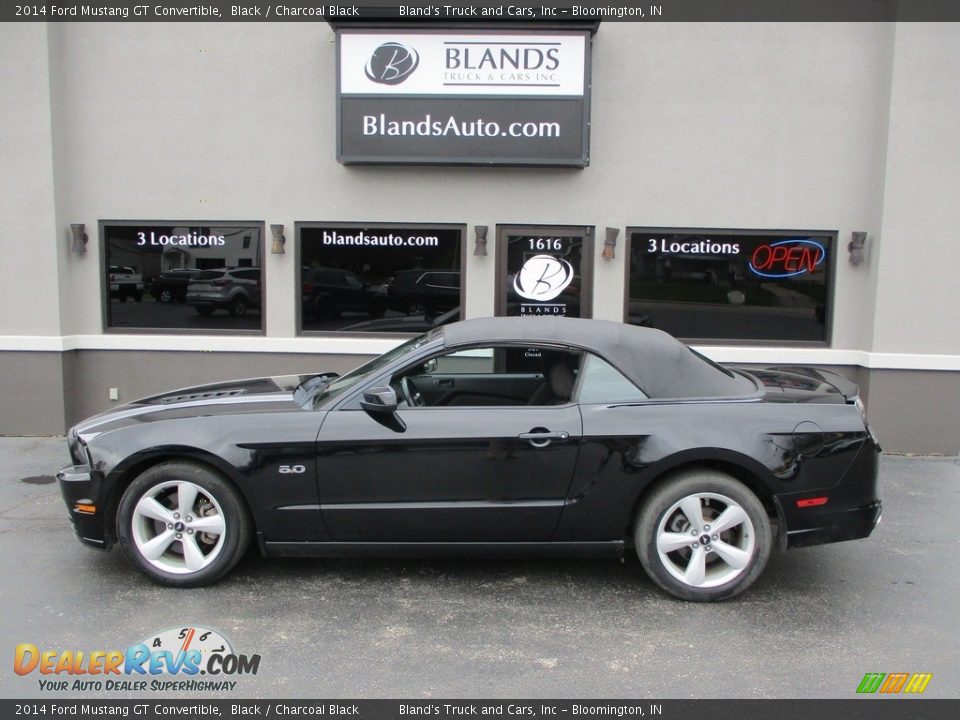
796 496 829 508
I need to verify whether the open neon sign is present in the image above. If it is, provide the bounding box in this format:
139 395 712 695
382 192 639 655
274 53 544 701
749 238 826 278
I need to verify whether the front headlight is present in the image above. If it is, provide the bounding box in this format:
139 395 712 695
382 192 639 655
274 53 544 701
67 429 94 467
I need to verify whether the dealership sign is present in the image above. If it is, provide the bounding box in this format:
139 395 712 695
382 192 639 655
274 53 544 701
337 30 592 166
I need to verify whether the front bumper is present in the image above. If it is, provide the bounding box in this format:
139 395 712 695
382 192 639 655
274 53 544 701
57 464 109 550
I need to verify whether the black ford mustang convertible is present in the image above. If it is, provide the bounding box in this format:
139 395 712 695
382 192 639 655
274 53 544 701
58 318 881 601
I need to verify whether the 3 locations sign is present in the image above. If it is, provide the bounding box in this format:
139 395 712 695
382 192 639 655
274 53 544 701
337 30 592 166
626 229 835 343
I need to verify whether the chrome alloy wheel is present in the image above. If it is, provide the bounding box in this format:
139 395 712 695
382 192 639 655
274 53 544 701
130 480 226 575
655 492 756 589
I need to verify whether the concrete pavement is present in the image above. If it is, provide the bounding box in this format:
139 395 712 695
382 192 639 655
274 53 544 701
1 437 957 699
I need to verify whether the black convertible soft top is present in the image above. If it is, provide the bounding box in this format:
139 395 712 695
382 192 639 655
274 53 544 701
441 317 758 400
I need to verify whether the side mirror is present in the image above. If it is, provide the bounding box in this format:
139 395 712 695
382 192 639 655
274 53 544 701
360 386 406 433
361 386 398 413
423 358 438 374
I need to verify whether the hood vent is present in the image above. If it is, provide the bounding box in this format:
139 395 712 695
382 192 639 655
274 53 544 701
157 388 247 405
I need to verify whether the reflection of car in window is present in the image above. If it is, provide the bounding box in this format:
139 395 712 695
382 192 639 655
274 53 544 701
185 267 261 317
386 270 460 315
339 306 460 333
301 267 386 321
149 269 203 304
108 266 144 302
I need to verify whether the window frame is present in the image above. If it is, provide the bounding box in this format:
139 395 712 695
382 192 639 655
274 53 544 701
495 223 595 319
623 226 837 347
99 219 266 336
295 221 467 338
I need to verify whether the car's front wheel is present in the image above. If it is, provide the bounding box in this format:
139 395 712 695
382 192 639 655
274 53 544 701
635 470 771 602
116 462 251 587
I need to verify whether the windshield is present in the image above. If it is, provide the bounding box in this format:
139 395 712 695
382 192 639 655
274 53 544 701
299 331 439 408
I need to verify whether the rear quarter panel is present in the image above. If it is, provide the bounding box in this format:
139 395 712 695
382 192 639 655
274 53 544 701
555 400 869 541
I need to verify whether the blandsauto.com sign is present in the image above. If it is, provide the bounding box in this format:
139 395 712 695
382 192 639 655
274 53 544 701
337 30 592 166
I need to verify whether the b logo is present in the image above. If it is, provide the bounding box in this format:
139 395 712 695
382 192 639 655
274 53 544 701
514 255 575 302
365 42 419 85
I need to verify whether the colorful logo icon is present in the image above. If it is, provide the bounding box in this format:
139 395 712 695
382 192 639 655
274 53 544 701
14 625 260 681
365 42 419 85
856 672 932 694
514 254 575 302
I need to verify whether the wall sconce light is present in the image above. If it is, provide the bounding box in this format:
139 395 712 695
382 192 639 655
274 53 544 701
848 231 867 265
473 225 488 257
70 223 88 255
270 224 286 255
601 227 620 260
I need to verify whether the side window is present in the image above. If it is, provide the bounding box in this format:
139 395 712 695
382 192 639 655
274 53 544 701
397 346 582 407
577 354 647 404
432 347 495 374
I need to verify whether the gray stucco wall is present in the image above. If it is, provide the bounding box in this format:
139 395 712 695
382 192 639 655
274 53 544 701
0 349 952 454
0 22 958 454
0 353 65 436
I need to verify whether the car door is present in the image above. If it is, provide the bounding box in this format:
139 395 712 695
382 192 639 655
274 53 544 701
315 346 584 543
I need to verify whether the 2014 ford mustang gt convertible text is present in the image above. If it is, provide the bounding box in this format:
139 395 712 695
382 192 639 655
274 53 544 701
57 317 881 601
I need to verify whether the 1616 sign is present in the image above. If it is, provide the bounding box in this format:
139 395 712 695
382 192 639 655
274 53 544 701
498 227 593 319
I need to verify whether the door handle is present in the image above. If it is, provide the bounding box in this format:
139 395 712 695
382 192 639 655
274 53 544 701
518 430 569 448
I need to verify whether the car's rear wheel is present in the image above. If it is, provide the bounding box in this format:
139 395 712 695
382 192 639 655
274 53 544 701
158 288 173 303
116 462 251 587
635 470 771 602
228 297 248 316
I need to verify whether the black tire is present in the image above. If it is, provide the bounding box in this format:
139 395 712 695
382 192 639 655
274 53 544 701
314 297 334 321
406 299 426 316
228 297 248 317
634 469 771 602
195 306 215 317
116 461 251 588
369 297 386 318
133 291 143 302
158 288 173 303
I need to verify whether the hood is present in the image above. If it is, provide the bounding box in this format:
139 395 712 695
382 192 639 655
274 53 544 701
72 374 333 437
739 366 853 404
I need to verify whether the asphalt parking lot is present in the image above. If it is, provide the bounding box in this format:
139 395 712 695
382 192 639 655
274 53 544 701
1 436 957 699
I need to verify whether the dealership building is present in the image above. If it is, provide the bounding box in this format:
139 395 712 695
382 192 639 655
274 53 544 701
1 19 958 453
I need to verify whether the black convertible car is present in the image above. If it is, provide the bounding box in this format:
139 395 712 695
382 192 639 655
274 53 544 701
57 318 881 601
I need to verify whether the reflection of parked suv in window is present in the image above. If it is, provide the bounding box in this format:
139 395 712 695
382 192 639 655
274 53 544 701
301 267 386 320
186 267 261 317
387 270 460 315
108 266 144 302
149 269 203 303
